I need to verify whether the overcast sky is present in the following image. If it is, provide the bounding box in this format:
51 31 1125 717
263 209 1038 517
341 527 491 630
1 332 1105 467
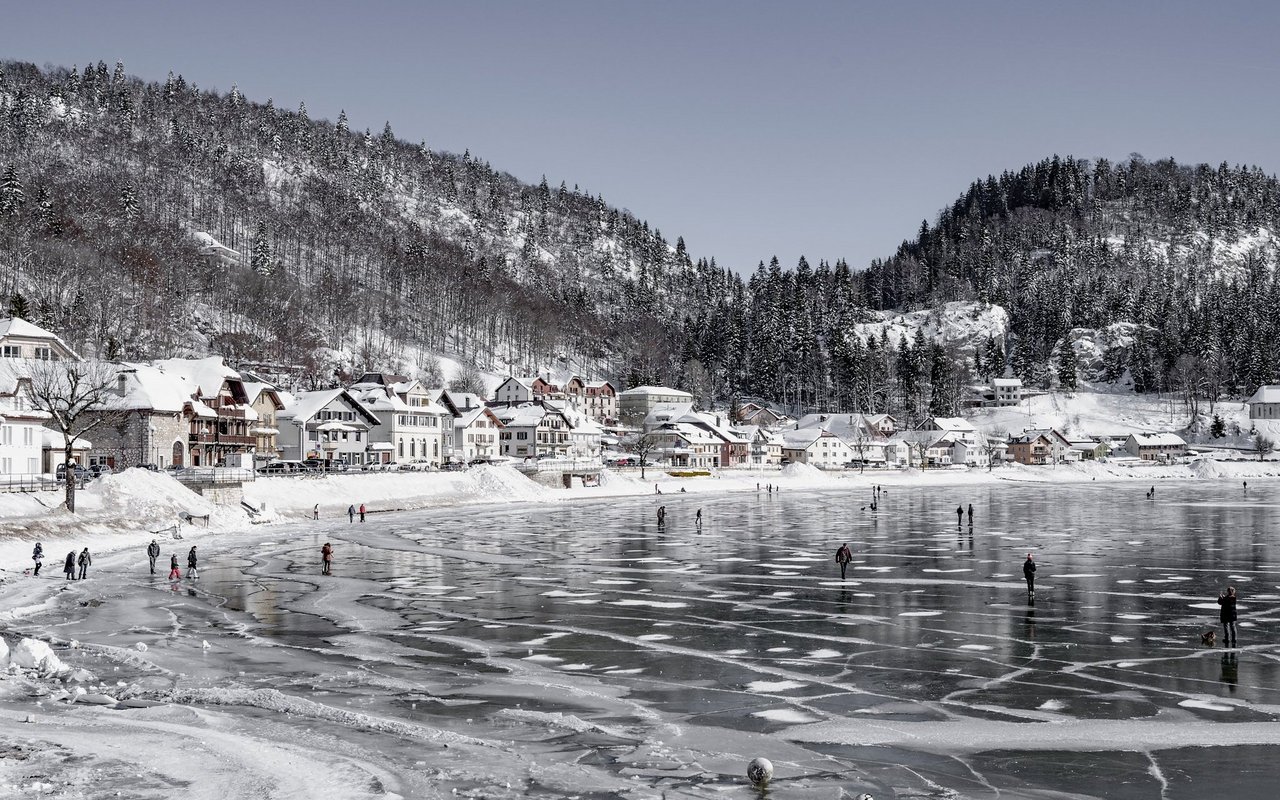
3 1 1278 273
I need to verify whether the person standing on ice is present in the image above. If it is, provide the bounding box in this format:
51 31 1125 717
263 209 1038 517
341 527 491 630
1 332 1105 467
359 503 366 522
64 551 76 580
348 504 355 523
147 539 160 574
186 546 199 578
1023 553 1036 595
313 503 320 520
956 505 964 526
31 543 43 576
322 542 333 575
77 547 92 580
168 553 181 580
657 506 666 526
695 508 703 526
1218 586 1239 647
835 543 853 580
967 504 974 525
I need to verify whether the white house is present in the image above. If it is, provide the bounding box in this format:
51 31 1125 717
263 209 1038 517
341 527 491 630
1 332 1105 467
1126 433 1187 461
493 376 560 405
0 373 47 478
918 417 980 445
781 428 857 469
735 425 784 467
991 378 1023 406
349 379 452 466
0 316 81 362
453 406 505 461
564 377 618 424
1246 386 1280 420
647 422 723 468
277 389 382 465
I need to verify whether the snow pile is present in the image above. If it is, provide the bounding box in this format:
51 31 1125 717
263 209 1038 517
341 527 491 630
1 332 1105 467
780 461 828 482
463 465 549 503
10 638 66 677
83 468 215 521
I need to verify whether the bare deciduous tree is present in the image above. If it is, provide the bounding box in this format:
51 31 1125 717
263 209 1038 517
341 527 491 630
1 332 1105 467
19 359 125 512
448 361 486 397
626 431 659 481
1255 433 1275 462
980 426 1008 471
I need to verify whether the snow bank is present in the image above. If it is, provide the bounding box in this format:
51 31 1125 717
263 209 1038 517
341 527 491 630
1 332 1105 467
0 635 8 668
11 638 66 676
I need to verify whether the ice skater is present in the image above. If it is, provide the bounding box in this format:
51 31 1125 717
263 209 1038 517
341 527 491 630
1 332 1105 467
322 542 333 575
31 543 43 576
147 539 160 574
835 542 853 580
1023 553 1036 596
186 545 199 578
77 547 91 580
1218 585 1238 647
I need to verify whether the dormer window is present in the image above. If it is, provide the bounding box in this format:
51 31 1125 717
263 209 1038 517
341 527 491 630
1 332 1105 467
34 346 52 360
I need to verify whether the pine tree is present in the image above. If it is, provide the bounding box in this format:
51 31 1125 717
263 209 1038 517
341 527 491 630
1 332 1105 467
9 292 30 319
0 164 24 217
119 180 140 223
1057 338 1078 391
250 221 273 276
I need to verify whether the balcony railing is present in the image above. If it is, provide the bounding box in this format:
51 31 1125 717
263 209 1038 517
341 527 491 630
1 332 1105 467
189 433 257 446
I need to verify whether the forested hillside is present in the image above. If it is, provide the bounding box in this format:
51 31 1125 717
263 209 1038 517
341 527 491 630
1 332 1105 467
0 59 715 386
3 60 1278 426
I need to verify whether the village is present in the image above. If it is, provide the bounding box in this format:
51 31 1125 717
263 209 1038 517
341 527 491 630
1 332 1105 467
0 314 1275 496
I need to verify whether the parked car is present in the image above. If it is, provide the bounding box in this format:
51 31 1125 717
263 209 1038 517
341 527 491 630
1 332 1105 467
56 464 90 483
137 463 160 472
257 460 298 475
88 464 113 479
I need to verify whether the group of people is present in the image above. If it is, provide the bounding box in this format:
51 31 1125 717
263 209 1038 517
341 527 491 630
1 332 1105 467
31 544 92 580
146 540 199 579
347 503 367 523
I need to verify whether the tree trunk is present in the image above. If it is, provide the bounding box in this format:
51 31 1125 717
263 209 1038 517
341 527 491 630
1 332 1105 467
63 441 77 513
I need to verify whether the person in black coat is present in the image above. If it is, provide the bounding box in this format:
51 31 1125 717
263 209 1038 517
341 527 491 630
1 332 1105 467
1023 553 1036 595
64 550 76 580
1218 586 1238 647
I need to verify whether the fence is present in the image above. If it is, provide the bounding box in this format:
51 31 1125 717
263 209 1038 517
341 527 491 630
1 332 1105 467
169 467 256 486
0 474 62 493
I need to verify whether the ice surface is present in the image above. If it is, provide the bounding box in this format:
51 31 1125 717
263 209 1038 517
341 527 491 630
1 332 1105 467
3 480 1280 798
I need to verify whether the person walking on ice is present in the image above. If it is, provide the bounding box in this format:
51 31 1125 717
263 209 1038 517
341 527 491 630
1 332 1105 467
657 506 666 526
1218 585 1238 647
956 505 964 526
31 543 43 576
695 508 703 526
322 542 333 575
77 548 92 580
359 503 366 522
64 551 76 580
168 553 181 580
836 543 853 580
186 546 199 579
348 504 356 523
967 504 974 525
1023 553 1036 596
147 539 160 574
313 503 320 520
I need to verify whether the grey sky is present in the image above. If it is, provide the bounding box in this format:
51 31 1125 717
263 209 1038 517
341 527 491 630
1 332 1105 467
3 1 1278 274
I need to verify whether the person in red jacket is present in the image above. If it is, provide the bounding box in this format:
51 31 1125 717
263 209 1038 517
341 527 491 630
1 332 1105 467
321 542 333 575
359 503 366 522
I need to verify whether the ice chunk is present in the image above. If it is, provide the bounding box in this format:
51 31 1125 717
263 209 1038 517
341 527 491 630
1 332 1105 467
11 639 66 676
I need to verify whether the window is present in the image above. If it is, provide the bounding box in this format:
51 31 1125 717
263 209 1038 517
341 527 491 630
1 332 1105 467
1 345 19 358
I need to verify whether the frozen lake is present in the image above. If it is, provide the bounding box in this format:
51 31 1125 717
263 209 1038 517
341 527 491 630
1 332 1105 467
11 479 1280 798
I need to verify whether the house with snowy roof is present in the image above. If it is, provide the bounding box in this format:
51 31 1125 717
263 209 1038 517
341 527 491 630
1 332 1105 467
453 405 505 462
277 389 382 465
792 413 891 466
0 371 49 478
734 424 783 466
83 362 197 470
564 376 618 424
917 417 980 444
646 422 723 468
242 381 286 463
1247 386 1280 420
348 378 452 466
618 385 694 424
681 410 750 467
991 378 1023 406
781 427 857 469
1125 433 1187 461
0 316 81 362
153 357 259 468
495 403 573 459
735 402 789 430
493 376 561 405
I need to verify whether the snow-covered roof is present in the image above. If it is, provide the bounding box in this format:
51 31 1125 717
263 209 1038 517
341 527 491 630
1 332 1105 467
0 317 81 360
241 381 283 409
653 422 721 445
992 378 1022 387
1128 433 1187 447
620 385 693 398
108 363 195 413
41 428 91 449
153 357 239 399
1247 386 1280 405
929 417 977 432
643 403 695 428
279 389 380 426
456 406 503 429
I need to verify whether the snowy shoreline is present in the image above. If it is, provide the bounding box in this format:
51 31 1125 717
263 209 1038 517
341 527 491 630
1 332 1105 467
1 458 1278 588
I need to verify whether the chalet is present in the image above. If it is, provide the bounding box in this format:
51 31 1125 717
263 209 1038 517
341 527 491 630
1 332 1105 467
1007 431 1056 465
736 402 789 430
683 411 749 467
1068 438 1109 461
918 417 979 444
154 357 258 467
494 376 561 405
618 385 694 423
735 424 784 466
863 414 899 436
647 423 723 468
277 389 382 465
781 428 856 469
495 404 573 459
453 406 505 461
243 380 286 464
564 377 618 424
642 402 695 432
1246 386 1280 420
1126 433 1187 461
